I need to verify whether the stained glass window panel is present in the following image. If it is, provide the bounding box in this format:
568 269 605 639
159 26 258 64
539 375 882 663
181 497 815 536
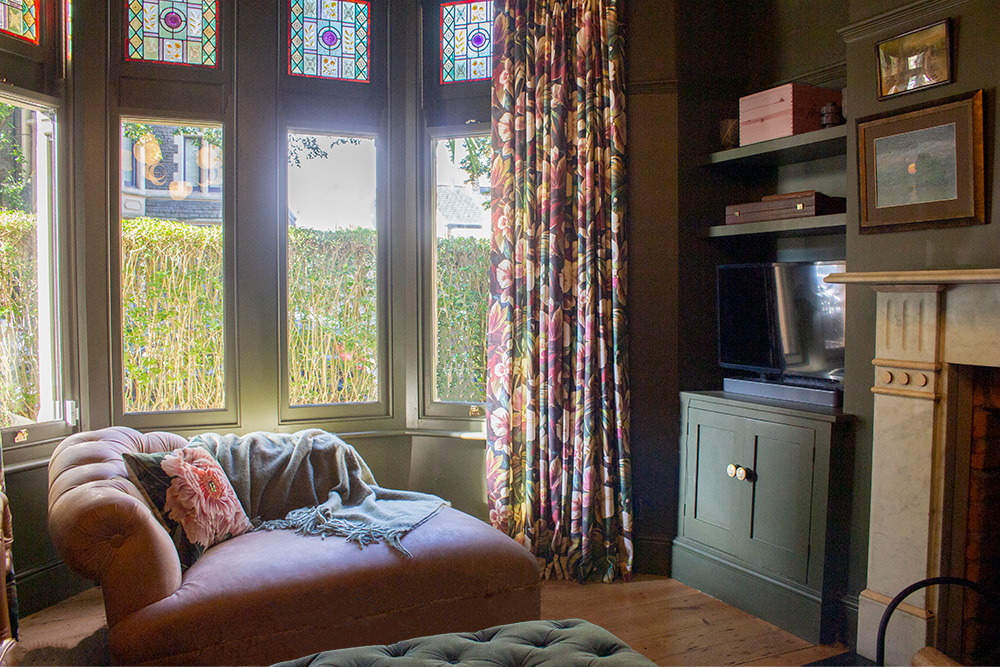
440 1 491 83
0 0 39 43
126 0 218 67
288 0 370 82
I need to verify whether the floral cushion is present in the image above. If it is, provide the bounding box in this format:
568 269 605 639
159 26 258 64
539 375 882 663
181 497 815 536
122 445 252 569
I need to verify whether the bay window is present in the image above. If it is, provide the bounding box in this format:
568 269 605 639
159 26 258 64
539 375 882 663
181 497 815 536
65 0 491 433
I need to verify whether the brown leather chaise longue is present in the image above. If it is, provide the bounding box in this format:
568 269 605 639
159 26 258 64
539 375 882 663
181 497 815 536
47 427 541 666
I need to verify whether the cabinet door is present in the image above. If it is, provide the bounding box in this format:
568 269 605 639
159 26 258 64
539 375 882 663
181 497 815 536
740 418 816 583
683 409 744 555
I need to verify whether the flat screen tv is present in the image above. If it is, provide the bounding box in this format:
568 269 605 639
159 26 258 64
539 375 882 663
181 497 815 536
717 261 846 385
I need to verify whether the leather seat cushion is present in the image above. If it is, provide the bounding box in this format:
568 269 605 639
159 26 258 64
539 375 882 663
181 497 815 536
109 507 541 666
273 618 656 666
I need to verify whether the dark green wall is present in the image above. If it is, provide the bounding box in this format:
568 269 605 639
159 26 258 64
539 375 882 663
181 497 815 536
5 443 92 616
409 436 489 519
841 0 1000 629
625 0 681 574
625 0 851 578
659 0 998 647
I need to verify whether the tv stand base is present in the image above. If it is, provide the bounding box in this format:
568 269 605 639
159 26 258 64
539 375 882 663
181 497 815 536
723 377 841 407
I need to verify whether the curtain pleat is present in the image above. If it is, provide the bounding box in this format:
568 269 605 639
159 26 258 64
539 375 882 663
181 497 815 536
486 0 631 582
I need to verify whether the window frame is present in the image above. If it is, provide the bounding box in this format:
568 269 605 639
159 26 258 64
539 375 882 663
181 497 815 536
0 81 75 446
278 124 392 424
279 0 386 104
122 0 221 70
438 0 492 85
0 0 61 91
275 0 391 428
419 121 491 424
109 110 238 430
420 0 491 128
182 134 200 187
180 133 221 194
415 0 491 429
0 0 40 45
285 0 373 84
121 135 139 189
105 0 238 430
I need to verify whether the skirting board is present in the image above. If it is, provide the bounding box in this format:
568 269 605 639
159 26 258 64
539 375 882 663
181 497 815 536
839 594 860 651
672 537 835 644
723 377 842 407
16 560 93 617
633 537 673 576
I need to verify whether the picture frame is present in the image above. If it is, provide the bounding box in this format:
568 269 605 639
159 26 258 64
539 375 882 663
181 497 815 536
857 90 984 233
876 20 952 100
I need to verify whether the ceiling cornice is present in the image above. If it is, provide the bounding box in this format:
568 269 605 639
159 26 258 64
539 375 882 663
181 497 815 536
838 0 974 43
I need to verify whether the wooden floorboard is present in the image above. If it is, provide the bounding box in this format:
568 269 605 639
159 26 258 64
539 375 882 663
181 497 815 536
541 574 848 666
9 574 848 666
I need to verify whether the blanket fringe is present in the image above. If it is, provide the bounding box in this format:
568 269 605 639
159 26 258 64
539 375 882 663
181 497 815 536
254 508 414 558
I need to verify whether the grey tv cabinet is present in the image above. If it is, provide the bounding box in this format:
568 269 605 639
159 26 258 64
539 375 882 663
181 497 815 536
672 391 854 643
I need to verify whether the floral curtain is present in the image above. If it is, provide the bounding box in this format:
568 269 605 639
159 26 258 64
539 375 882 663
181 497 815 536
486 0 631 582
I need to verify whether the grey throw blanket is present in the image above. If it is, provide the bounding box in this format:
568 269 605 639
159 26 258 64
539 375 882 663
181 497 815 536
190 430 447 557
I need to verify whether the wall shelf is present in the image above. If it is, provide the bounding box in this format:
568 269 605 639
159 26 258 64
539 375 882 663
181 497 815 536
703 125 848 169
704 213 847 238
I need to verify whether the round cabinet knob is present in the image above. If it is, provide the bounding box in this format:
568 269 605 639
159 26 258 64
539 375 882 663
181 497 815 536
735 466 747 481
727 464 737 478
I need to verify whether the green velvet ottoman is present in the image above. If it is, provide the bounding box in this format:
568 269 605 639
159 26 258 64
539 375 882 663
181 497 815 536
274 618 656 666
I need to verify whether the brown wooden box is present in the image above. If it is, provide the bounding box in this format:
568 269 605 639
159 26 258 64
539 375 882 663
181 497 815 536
725 191 846 225
739 83 842 146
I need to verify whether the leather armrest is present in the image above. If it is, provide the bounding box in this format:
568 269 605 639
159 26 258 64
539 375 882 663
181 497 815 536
48 427 186 626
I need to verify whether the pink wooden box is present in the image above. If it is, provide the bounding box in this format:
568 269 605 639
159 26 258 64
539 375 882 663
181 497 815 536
738 83 842 146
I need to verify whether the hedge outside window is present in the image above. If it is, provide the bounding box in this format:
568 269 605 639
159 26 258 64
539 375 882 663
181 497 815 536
430 134 489 404
0 96 62 429
118 119 225 413
285 131 379 406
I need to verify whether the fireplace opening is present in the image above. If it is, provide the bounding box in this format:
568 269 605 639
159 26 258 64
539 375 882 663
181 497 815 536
958 367 1000 664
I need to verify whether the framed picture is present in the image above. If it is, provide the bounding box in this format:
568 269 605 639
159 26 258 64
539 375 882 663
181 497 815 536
876 20 952 100
858 90 984 233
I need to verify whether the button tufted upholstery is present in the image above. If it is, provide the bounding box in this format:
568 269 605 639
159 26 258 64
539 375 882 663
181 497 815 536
48 427 541 666
274 619 657 666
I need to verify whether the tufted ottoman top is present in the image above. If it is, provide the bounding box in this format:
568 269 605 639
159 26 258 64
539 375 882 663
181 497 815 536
274 618 656 666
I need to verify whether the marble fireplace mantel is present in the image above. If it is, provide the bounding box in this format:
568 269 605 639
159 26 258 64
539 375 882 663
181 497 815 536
826 268 1000 664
